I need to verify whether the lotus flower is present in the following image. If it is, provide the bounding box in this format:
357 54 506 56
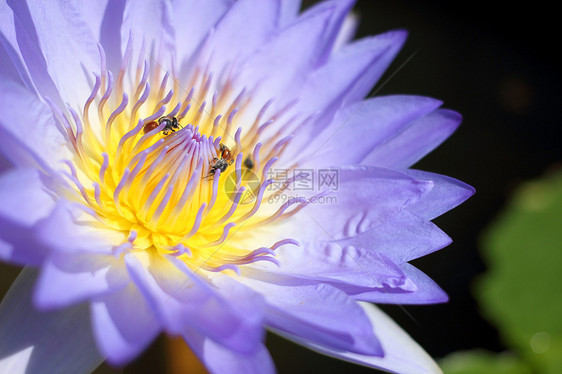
0 1 473 373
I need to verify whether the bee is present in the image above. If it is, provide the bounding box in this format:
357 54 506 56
143 116 182 135
208 143 234 178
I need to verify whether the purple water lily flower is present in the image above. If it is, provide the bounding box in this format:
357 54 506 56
0 1 473 373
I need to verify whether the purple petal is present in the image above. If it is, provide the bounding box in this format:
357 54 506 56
349 264 449 305
184 328 275 374
298 95 442 168
0 117 51 172
236 5 334 116
172 0 234 67
0 37 25 87
0 168 55 265
332 11 359 51
365 109 462 169
287 166 432 240
0 80 70 168
191 0 280 78
76 0 125 72
303 302 443 373
33 253 129 310
290 31 409 129
34 201 126 256
74 0 109 36
0 215 49 266
299 0 356 63
91 282 162 366
0 268 104 373
243 277 382 356
125 253 265 354
0 155 10 174
342 31 407 104
0 2 61 102
279 0 301 26
251 242 408 290
402 169 475 220
338 210 452 264
122 0 175 70
7 1 100 107
0 168 54 226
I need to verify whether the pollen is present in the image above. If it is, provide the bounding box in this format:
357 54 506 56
49 40 301 273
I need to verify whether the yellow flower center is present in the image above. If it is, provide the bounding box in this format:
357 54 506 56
54 47 300 273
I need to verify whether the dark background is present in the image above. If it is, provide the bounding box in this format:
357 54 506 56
1 1 560 373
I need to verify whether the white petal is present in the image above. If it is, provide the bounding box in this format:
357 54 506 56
0 268 104 374
0 346 33 374
300 302 442 374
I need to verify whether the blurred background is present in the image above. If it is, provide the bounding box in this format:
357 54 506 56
1 0 560 373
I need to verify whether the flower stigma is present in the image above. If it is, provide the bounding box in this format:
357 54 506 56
50 40 302 274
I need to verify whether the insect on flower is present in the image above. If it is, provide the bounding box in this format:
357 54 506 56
142 115 182 135
207 143 234 178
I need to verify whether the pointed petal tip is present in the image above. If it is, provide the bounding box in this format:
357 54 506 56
441 108 463 123
0 346 33 373
436 108 463 135
361 28 408 49
386 28 409 41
